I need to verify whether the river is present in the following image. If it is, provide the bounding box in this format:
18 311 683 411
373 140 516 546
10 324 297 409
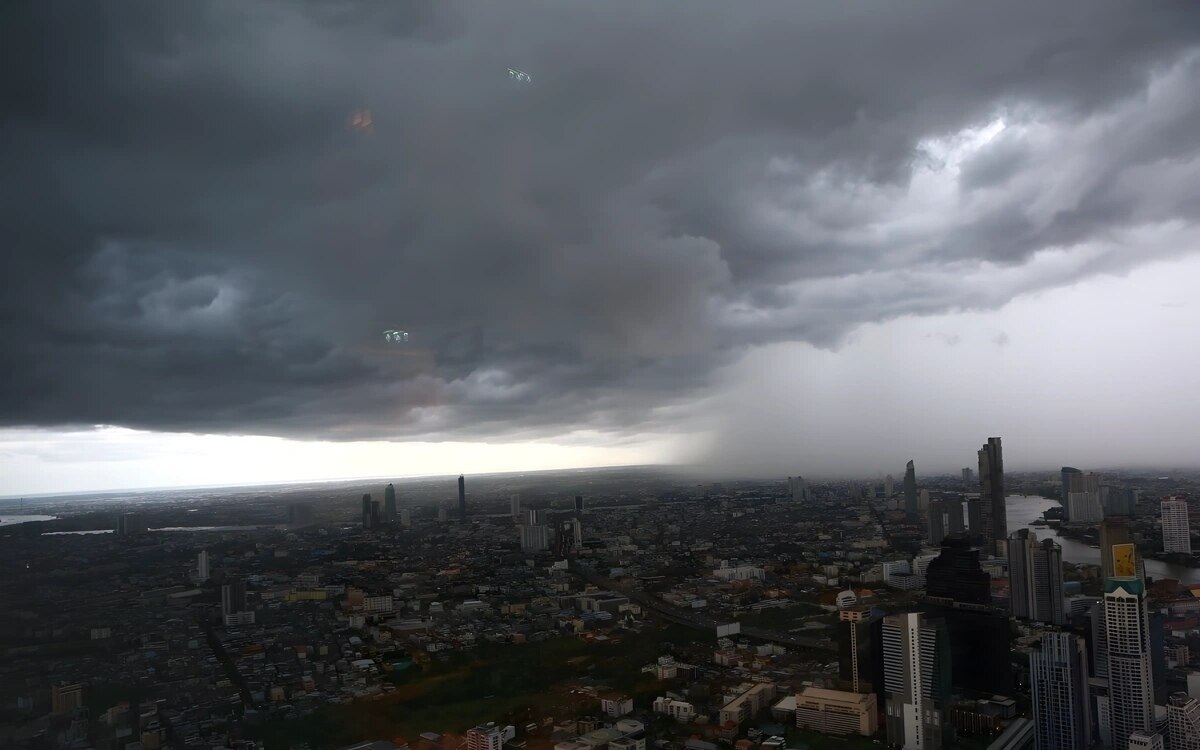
0 515 58 526
1006 494 1200 584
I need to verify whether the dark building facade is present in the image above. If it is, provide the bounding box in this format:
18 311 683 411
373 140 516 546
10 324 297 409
384 483 397 521
837 607 886 713
978 437 1006 555
925 535 992 606
361 494 372 530
1061 467 1082 501
928 499 947 546
920 601 1013 698
458 474 467 521
903 460 918 522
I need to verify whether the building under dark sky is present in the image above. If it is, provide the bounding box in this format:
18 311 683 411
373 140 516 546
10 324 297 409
903 460 918 522
977 437 1006 555
361 493 372 530
925 535 992 606
384 483 397 521
458 474 466 521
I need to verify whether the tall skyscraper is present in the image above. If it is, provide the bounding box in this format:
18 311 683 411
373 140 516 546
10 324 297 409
788 475 810 502
369 499 381 529
510 494 522 520
519 523 550 552
1030 632 1092 750
1104 577 1156 750
1008 529 1065 625
1161 497 1192 554
458 474 467 521
1060 467 1082 502
221 578 247 616
1167 692 1200 750
924 535 991 606
1100 517 1145 580
927 499 947 546
885 474 895 498
574 495 585 512
903 460 918 522
838 606 884 710
977 437 1006 555
1067 472 1103 523
966 498 984 538
882 612 954 750
962 467 973 484
197 550 210 582
946 496 966 535
384 483 397 522
361 494 372 529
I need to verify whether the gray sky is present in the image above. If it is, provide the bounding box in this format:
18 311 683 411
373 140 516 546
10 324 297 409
3 1 1200 494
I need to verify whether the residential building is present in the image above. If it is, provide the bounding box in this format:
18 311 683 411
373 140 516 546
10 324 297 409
197 550 209 582
1162 498 1192 555
928 500 947 546
882 612 953 749
1030 632 1091 750
1060 467 1082 504
788 476 810 502
653 697 695 722
1106 577 1157 750
600 695 633 717
510 494 522 520
718 683 776 726
466 723 513 750
519 524 550 553
978 437 1006 555
795 687 878 737
1167 693 1200 750
1008 529 1065 625
1067 472 1103 523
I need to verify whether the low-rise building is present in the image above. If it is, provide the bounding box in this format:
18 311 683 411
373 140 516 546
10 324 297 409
794 687 878 737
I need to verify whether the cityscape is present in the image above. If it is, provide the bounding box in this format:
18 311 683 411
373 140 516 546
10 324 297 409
5 2 1200 750
2 439 1200 749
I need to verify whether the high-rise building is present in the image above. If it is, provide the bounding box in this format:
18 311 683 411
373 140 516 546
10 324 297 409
977 437 1006 555
1067 472 1103 523
400 508 412 528
924 535 991 606
510 494 522 520
838 606 885 711
1162 498 1192 554
1061 467 1082 502
575 495 585 512
458 475 467 521
1101 517 1144 580
966 498 984 538
885 475 895 498
384 483 397 521
789 476 810 502
221 578 247 616
526 508 547 525
466 723 511 750
369 500 381 530
1105 577 1156 750
962 467 973 484
903 460 918 522
361 494 372 529
519 524 550 552
918 489 930 515
287 502 314 526
197 550 210 583
882 612 954 750
947 496 966 535
1167 692 1200 750
1008 529 1065 625
1030 632 1091 750
928 500 947 546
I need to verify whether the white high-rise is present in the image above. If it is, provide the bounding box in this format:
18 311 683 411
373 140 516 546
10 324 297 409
1105 578 1156 750
1167 692 1200 750
197 550 209 582
1030 632 1091 750
1162 498 1192 555
788 476 810 502
882 612 952 749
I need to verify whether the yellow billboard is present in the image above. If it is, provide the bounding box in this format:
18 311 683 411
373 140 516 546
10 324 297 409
1113 543 1137 577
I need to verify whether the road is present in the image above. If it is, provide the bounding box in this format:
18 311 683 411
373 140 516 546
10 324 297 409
568 562 836 653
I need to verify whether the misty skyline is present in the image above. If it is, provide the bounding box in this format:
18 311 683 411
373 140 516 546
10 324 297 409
3 1 1200 495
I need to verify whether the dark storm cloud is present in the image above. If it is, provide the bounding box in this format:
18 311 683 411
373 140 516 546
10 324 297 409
2 0 1199 440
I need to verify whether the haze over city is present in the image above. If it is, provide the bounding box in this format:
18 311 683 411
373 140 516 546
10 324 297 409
5 2 1200 495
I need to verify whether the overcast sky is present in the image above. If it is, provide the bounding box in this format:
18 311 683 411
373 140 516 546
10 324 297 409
3 1 1200 495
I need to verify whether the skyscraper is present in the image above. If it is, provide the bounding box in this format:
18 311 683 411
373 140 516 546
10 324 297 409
1167 692 1200 750
1030 632 1091 750
1067 472 1103 523
458 474 467 522
884 475 894 498
946 496 966 535
510 494 522 520
1100 517 1145 580
977 437 1006 555
903 460 918 522
197 550 210 583
221 578 246 616
962 467 973 484
1008 529 1065 625
1162 497 1192 554
384 483 397 522
838 606 884 708
882 612 954 750
924 535 991 606
1060 467 1082 502
788 475 810 502
966 498 984 538
361 494 372 530
927 499 947 546
574 495 585 512
1104 577 1156 750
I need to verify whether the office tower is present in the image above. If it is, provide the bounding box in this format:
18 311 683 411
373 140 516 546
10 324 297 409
221 578 247 616
1067 472 1103 523
287 502 313 525
1101 517 1145 580
575 495 585 512
458 474 467 521
369 500 381 529
1162 498 1192 554
197 550 210 583
1129 732 1165 750
839 606 885 707
519 524 550 552
928 500 947 546
1061 467 1082 501
977 437 1006 555
384 483 397 522
1008 530 1065 625
885 475 894 498
789 475 810 502
947 496 966 534
400 508 412 527
903 460 918 521
924 535 991 606
437 505 448 523
1030 632 1091 750
1105 577 1156 750
1151 611 1169 705
510 494 521 520
882 612 954 750
1168 693 1200 750
51 682 84 715
918 489 930 514
962 467 973 484
966 499 984 538
1090 602 1109 680
361 494 372 529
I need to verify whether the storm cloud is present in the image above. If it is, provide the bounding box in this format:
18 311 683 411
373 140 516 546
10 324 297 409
3 0 1199 443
